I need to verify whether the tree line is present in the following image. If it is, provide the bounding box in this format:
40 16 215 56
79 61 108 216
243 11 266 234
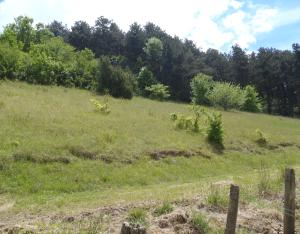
1 16 300 117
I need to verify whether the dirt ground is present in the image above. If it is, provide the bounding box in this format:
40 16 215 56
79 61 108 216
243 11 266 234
0 194 297 234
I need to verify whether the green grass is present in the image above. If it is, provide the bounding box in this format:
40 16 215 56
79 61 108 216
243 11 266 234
0 80 300 216
206 184 228 210
127 208 147 225
191 212 211 233
153 202 173 216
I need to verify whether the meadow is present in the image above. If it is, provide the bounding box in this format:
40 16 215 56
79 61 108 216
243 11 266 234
0 80 300 232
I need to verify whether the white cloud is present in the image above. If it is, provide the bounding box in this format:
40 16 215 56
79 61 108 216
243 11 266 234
0 0 298 51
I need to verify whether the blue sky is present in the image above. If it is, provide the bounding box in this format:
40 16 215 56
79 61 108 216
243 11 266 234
0 0 299 52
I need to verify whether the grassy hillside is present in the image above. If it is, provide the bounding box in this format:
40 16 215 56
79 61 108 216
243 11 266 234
0 81 300 219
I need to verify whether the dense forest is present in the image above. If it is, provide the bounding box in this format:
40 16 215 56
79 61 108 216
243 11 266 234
1 16 300 117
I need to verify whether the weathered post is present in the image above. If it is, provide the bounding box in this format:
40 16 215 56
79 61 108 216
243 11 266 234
284 168 295 234
225 184 239 234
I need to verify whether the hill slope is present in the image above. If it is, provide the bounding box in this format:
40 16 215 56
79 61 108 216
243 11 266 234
0 81 300 232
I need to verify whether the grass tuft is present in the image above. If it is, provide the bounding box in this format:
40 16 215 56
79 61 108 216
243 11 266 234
191 212 211 233
206 184 228 211
127 208 147 225
153 202 173 216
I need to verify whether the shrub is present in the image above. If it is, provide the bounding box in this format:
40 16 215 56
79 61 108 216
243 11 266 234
153 202 173 216
208 82 244 110
74 48 99 90
145 83 170 101
137 66 157 95
190 73 214 105
98 57 135 99
242 85 262 112
26 38 76 86
0 43 27 80
207 112 224 147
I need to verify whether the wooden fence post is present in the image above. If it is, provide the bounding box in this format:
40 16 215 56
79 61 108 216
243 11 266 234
284 168 295 234
225 184 239 234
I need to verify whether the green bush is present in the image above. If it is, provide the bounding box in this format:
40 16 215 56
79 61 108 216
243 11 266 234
0 43 27 80
208 82 244 110
207 112 224 147
74 48 99 90
98 57 135 99
145 83 170 101
190 73 214 105
138 66 157 95
26 38 76 86
242 85 261 112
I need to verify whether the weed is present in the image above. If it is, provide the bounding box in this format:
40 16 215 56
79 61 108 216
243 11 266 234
258 161 271 197
90 98 111 114
153 202 173 216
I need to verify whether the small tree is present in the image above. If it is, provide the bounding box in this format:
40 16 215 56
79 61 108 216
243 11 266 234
242 85 261 112
138 66 157 95
207 112 224 147
190 73 214 105
145 83 170 101
208 82 244 110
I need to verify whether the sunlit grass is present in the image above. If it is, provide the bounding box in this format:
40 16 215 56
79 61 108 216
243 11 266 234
0 80 300 216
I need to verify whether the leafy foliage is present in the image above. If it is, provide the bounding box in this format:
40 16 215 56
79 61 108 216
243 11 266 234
207 112 224 147
97 57 136 99
208 82 244 110
145 83 170 101
137 66 157 95
191 73 214 105
144 37 163 61
0 42 27 80
1 15 300 117
242 85 261 112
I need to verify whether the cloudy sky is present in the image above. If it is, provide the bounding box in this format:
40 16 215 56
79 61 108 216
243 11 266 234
0 0 299 51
